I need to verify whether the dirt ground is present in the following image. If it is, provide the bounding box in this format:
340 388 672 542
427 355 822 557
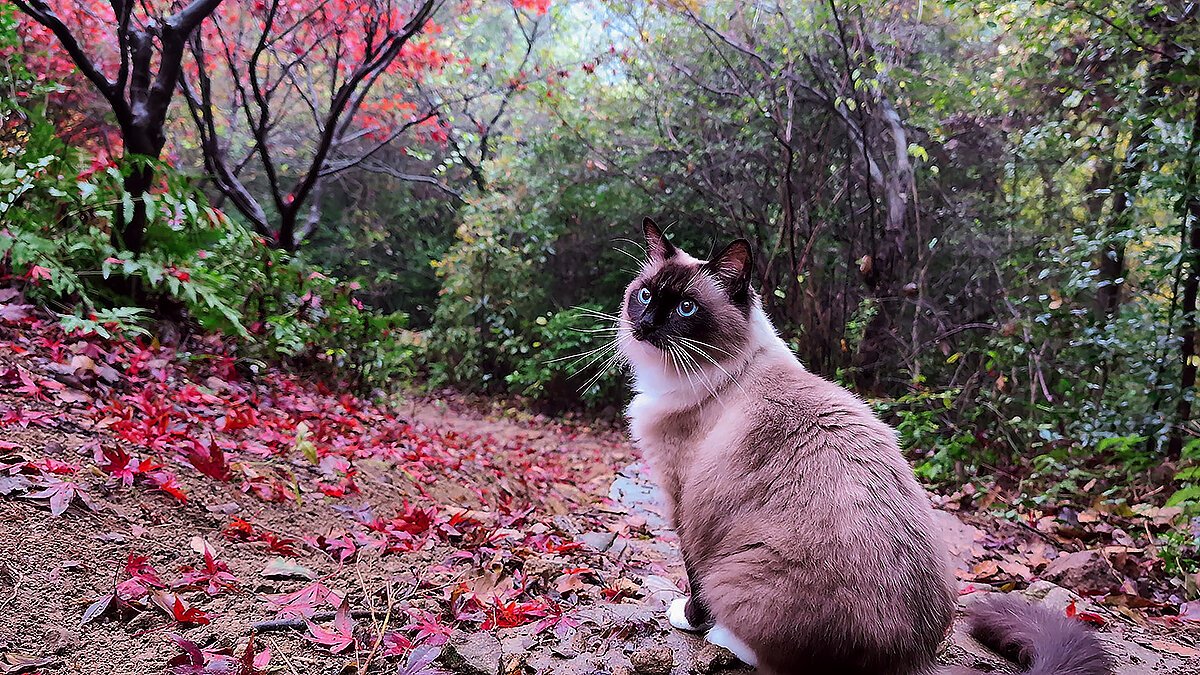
0 313 1198 674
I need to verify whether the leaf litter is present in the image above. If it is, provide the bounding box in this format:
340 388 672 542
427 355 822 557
0 296 1196 673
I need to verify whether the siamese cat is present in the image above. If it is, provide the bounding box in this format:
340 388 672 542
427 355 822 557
617 218 1111 675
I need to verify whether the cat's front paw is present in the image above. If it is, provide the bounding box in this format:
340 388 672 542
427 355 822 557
667 596 699 632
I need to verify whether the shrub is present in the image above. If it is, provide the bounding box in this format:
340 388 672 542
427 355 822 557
0 89 416 393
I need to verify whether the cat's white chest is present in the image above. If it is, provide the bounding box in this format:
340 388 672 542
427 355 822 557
626 393 669 460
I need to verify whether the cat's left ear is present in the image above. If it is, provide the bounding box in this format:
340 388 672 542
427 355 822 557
703 239 753 300
642 217 677 260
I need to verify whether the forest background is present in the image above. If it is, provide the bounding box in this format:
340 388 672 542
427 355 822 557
4 0 1200 617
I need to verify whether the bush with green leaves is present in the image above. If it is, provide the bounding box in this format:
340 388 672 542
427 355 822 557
875 388 980 485
504 306 627 411
0 87 416 392
424 175 632 410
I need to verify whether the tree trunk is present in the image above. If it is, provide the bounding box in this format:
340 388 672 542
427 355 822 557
277 209 298 252
1169 95 1200 458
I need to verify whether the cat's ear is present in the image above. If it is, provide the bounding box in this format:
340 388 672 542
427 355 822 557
642 217 677 260
703 239 753 299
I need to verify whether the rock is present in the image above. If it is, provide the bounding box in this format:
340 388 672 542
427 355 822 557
1022 579 1085 613
552 515 582 535
260 557 316 580
640 575 682 610
577 531 617 552
608 536 630 558
629 645 673 674
439 632 503 675
689 642 742 673
1042 550 1122 595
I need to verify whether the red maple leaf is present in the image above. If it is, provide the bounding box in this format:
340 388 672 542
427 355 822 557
96 445 137 485
152 591 210 626
147 470 189 503
25 477 96 516
238 633 272 675
125 553 166 588
305 598 356 653
175 547 240 595
267 580 342 618
402 607 452 646
185 438 232 481
1065 600 1107 626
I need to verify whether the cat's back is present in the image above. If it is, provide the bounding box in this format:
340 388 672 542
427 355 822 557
731 352 903 470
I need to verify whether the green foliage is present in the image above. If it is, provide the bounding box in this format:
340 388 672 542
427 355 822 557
504 306 626 410
426 191 551 391
877 389 978 484
0 89 416 392
422 182 631 409
1168 439 1200 512
304 179 457 327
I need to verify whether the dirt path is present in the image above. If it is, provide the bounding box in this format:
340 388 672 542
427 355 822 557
0 312 1197 674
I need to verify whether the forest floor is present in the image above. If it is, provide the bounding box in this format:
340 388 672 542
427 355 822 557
0 298 1199 675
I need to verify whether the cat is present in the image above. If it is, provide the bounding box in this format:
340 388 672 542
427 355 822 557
616 218 1112 675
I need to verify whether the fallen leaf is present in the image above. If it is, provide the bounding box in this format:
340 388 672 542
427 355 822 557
0 652 56 674
81 592 115 625
261 558 316 580
305 598 356 653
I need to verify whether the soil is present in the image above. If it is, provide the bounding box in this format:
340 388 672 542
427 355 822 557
0 360 1198 674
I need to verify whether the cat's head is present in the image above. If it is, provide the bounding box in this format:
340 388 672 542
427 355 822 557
618 218 756 378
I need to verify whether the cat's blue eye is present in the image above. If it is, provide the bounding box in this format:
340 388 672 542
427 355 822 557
677 300 698 317
637 288 652 304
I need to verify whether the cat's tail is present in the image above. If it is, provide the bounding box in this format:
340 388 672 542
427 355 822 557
941 594 1113 675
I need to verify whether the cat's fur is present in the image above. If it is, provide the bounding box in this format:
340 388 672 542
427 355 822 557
618 219 1112 675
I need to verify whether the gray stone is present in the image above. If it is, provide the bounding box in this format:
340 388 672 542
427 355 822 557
630 646 673 674
439 631 502 675
930 509 983 573
688 642 742 673
1042 550 1122 595
578 531 618 552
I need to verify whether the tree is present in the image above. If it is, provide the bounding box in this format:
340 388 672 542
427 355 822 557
179 0 443 251
11 0 224 254
422 0 552 193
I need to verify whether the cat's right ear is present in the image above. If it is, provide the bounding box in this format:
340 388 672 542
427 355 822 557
642 217 677 260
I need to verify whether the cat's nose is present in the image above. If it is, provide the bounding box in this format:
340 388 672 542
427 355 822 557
634 313 658 341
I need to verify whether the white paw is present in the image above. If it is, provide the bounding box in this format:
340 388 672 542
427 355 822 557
705 623 759 667
667 596 696 631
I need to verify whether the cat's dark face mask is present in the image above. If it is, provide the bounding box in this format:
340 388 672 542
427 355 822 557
620 218 754 366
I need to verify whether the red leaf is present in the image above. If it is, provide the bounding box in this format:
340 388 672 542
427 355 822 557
152 591 210 626
267 580 342 618
304 598 356 653
238 632 271 675
175 546 240 596
185 438 232 481
125 553 166 588
1065 600 1107 626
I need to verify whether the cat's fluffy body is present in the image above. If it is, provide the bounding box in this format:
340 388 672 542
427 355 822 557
617 221 1110 675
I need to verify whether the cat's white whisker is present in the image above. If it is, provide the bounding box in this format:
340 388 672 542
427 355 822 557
611 246 647 267
675 340 722 402
546 340 617 366
577 335 631 393
612 237 648 259
668 341 700 396
679 335 739 360
571 306 623 321
680 338 747 397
